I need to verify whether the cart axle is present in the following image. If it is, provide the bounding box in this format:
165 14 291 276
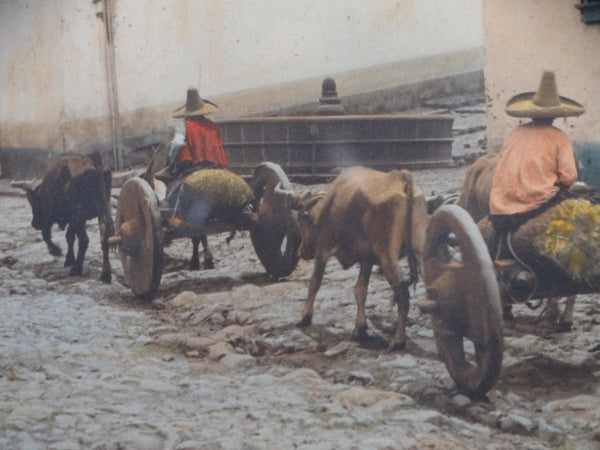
109 219 142 255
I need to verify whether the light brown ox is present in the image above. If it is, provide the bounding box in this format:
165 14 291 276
458 154 574 330
279 166 429 350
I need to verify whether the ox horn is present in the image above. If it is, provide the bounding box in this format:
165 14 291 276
274 182 303 210
11 180 36 192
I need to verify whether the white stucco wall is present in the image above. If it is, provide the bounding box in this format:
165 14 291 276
0 1 108 123
1 0 484 158
113 0 484 110
483 0 600 151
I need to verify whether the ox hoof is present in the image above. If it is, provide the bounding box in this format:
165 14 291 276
296 316 312 328
556 321 573 333
99 270 112 284
387 339 407 352
351 326 369 342
49 246 62 257
203 258 215 270
68 267 83 277
189 259 200 271
163 229 174 246
64 257 75 267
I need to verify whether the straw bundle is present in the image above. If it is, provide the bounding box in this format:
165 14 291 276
176 169 253 224
538 198 600 281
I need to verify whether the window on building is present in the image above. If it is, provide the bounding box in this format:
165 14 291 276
576 0 600 24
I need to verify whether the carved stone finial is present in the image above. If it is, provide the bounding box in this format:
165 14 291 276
318 77 345 115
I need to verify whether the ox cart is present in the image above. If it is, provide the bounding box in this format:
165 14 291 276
108 162 301 300
422 198 600 397
108 158 595 399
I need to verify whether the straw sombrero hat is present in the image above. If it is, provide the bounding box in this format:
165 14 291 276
505 71 584 119
172 88 218 118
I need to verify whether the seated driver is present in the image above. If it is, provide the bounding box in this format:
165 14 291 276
171 87 229 174
157 87 229 186
489 71 584 259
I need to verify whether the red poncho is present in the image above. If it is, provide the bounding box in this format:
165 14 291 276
179 117 229 168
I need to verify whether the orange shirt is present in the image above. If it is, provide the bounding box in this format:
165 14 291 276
489 124 577 215
179 117 229 168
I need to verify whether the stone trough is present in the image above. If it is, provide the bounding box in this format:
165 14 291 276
218 113 454 182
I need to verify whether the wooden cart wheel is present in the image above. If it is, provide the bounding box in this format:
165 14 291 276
249 162 301 279
114 177 163 300
423 205 503 397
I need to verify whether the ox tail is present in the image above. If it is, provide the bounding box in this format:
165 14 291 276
397 169 419 287
95 155 115 239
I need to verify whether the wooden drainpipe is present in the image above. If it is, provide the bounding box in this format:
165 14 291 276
94 0 123 169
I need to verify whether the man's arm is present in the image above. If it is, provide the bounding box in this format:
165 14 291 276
556 136 577 188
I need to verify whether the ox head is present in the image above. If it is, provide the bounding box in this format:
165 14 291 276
12 181 46 230
274 183 324 259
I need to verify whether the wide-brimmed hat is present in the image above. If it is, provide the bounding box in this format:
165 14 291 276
505 71 584 119
172 88 218 118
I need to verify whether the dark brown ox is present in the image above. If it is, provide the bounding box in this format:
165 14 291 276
16 153 114 282
280 166 429 350
457 154 497 223
457 154 574 330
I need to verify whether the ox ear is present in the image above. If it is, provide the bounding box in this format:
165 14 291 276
290 191 325 216
290 190 325 212
303 193 324 212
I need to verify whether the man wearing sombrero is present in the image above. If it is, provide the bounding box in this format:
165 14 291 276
488 71 585 256
171 87 229 174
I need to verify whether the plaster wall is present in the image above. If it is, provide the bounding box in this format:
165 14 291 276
1 0 484 172
0 0 111 149
483 0 600 152
112 0 484 109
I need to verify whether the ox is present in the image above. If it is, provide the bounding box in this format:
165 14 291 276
457 154 497 223
279 166 429 350
458 154 574 330
16 153 114 282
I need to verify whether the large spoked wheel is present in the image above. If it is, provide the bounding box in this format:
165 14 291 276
423 205 503 397
250 162 301 279
114 177 163 300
